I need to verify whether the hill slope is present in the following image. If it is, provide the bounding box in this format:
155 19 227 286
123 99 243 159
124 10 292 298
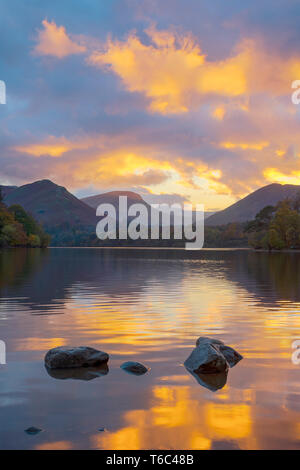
206 183 300 226
0 185 18 198
4 180 97 228
82 190 146 210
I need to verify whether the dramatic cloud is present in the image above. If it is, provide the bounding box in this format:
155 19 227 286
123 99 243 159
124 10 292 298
34 19 86 58
88 26 300 114
220 141 269 151
10 132 227 205
2 3 300 211
264 168 300 185
14 136 74 157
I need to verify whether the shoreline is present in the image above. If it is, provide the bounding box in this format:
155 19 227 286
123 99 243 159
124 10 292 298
2 246 300 253
47 246 300 252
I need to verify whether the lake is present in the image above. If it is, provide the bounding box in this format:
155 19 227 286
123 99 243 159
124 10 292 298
0 247 300 450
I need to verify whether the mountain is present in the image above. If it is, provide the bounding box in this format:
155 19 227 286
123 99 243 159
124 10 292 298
82 190 154 225
204 211 216 220
4 179 97 228
82 190 146 210
206 183 300 226
83 191 214 220
0 185 18 198
4 179 300 243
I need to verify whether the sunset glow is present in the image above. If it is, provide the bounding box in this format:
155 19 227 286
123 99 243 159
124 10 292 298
1 2 300 210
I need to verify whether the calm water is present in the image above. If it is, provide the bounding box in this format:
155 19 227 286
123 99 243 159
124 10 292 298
1 247 300 450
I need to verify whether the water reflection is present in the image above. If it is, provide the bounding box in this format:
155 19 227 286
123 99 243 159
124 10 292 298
0 248 300 449
45 364 109 381
92 385 253 450
2 248 300 313
186 370 228 392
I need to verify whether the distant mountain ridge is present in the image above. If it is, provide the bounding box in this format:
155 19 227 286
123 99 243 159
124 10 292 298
83 192 215 220
82 190 156 226
0 185 18 198
82 190 145 209
206 183 300 226
3 180 300 237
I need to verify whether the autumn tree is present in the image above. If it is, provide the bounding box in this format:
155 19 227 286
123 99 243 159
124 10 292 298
248 199 300 250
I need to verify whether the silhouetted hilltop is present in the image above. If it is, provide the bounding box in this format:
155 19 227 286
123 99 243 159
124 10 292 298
4 179 97 228
206 183 300 226
82 190 145 209
3 179 300 246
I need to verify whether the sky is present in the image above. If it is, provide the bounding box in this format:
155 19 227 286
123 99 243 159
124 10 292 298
1 0 300 210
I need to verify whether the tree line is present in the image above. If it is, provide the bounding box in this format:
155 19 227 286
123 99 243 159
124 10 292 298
2 186 300 250
245 192 300 250
0 189 50 248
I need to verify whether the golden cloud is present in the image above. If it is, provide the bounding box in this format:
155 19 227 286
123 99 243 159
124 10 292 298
13 18 300 205
11 134 229 201
14 136 74 157
264 168 300 185
34 19 86 58
87 26 300 114
220 141 270 151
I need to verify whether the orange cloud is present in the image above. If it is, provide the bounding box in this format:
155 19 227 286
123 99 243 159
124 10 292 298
88 27 205 114
264 168 300 185
14 136 74 157
34 19 86 58
87 27 300 114
11 133 229 202
220 141 269 151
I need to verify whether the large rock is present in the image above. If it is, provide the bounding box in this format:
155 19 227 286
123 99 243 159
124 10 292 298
120 361 149 375
196 337 243 368
184 342 228 374
45 346 109 369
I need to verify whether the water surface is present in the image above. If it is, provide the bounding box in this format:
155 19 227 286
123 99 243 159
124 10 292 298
1 247 300 450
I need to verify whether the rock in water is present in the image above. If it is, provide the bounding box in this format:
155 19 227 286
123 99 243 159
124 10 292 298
184 342 228 374
196 337 224 347
25 427 42 435
219 345 243 368
45 346 109 369
195 337 243 367
120 361 149 375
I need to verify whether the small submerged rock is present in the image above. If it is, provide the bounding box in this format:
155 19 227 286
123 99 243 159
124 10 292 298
120 361 149 375
97 427 108 432
25 427 42 435
45 346 109 369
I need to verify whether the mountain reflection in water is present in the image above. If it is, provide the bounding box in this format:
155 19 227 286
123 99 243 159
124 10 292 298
0 247 300 450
